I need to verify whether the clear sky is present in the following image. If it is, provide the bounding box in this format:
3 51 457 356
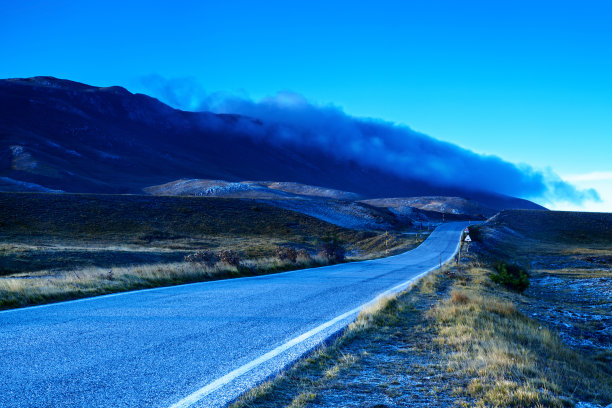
2 0 611 211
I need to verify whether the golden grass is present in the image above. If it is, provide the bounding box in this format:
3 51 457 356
347 232 427 261
347 294 400 332
0 227 421 309
419 267 443 293
430 264 612 407
230 259 612 408
0 256 327 309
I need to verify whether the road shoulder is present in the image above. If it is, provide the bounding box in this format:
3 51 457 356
231 254 612 408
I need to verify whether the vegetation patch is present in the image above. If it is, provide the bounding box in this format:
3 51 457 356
0 192 427 308
230 251 612 408
431 261 611 407
0 255 334 309
490 261 530 292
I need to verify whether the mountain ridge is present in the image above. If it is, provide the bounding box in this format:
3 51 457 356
0 76 545 211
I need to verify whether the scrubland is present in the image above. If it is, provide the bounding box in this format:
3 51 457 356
0 192 424 308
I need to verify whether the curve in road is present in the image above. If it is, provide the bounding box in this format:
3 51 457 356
0 221 468 408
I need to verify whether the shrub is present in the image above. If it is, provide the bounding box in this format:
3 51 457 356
296 248 310 261
218 250 242 267
317 240 345 263
275 246 297 263
451 290 470 304
184 250 218 267
490 262 529 292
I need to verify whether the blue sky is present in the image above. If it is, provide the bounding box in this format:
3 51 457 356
2 0 611 210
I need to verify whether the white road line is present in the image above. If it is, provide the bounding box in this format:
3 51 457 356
168 227 464 408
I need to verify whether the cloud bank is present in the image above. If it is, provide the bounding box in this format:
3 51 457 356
139 75 600 206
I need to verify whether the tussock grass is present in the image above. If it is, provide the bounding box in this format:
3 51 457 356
231 211 612 407
430 264 612 407
420 266 444 293
287 391 317 408
0 234 420 309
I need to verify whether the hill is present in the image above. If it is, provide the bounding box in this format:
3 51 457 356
144 178 407 230
470 209 612 265
0 191 374 274
361 196 497 219
478 209 612 245
0 76 544 211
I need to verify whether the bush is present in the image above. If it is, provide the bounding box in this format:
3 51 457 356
296 248 310 261
218 250 242 266
490 262 529 292
317 240 345 263
184 250 218 266
275 246 297 263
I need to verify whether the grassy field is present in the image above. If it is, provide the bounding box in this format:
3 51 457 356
430 263 611 406
230 210 612 408
0 192 424 308
470 209 612 263
0 192 362 272
481 209 612 244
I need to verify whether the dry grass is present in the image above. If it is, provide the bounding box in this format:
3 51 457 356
229 292 404 408
430 264 612 407
0 256 328 309
0 192 381 275
286 391 317 408
0 191 427 308
419 266 445 293
229 258 612 408
347 232 428 261
0 236 421 309
0 192 422 310
347 294 401 333
231 210 612 407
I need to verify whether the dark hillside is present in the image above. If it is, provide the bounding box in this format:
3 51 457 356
0 192 355 243
484 210 612 244
0 76 544 211
0 191 375 274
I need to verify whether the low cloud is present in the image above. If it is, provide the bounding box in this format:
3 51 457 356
139 75 600 206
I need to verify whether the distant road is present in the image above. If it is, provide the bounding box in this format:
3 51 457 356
0 222 468 408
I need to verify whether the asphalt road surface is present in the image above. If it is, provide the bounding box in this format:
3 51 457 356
0 221 469 408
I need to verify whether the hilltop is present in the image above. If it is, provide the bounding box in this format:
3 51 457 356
0 76 543 212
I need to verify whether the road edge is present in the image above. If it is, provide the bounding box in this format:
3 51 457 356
169 223 467 408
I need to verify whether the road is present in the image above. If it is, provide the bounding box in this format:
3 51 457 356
0 221 468 408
